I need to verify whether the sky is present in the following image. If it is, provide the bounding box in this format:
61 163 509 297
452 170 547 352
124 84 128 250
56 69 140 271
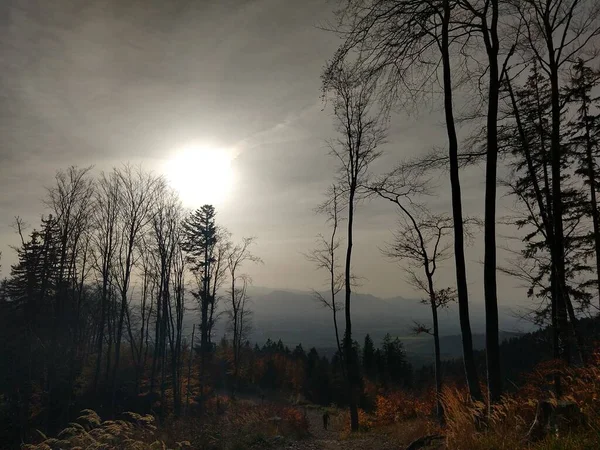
0 0 528 307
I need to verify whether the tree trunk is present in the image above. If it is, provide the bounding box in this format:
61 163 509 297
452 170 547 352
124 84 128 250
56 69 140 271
441 0 482 402
110 290 128 414
428 285 443 423
185 324 196 416
332 302 342 360
344 185 359 432
93 276 108 393
548 56 573 370
483 0 502 406
581 92 600 307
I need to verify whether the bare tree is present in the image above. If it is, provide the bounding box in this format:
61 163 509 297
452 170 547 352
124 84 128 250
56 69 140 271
384 212 465 422
209 227 232 346
370 164 456 421
148 184 181 405
45 166 95 429
225 237 261 397
110 166 160 413
132 233 157 390
455 0 521 405
322 62 386 431
306 184 345 357
226 275 253 396
91 170 121 394
326 0 485 401
168 232 186 416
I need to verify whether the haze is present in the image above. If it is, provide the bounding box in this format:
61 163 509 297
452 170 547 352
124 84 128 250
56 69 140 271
0 0 525 306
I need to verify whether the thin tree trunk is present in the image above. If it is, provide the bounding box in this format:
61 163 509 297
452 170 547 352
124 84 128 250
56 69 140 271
330 187 343 358
110 291 128 414
150 279 162 394
185 324 196 416
482 0 502 406
425 269 443 424
441 0 482 402
93 275 107 393
344 185 359 432
431 298 443 423
105 286 114 388
548 58 573 369
581 92 600 307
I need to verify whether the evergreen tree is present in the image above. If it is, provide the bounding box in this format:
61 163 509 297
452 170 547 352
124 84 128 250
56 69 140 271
362 334 375 378
181 205 218 402
381 334 412 388
566 60 600 306
502 67 589 368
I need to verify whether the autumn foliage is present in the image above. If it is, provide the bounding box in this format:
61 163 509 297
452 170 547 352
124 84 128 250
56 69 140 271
440 351 600 449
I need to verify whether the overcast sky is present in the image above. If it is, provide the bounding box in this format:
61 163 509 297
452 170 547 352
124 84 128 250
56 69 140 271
0 0 528 307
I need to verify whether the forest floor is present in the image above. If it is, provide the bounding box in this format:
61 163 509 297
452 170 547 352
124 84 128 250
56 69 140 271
277 407 407 450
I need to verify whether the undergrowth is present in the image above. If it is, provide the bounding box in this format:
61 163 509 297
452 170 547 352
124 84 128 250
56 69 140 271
23 399 309 450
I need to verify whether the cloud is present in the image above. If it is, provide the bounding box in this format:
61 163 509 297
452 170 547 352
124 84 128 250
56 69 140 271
0 0 530 305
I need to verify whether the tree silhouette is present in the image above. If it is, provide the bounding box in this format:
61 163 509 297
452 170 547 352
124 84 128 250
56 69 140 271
182 204 219 408
322 61 386 431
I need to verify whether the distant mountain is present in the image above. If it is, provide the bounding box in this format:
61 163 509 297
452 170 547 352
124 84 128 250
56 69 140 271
194 287 533 365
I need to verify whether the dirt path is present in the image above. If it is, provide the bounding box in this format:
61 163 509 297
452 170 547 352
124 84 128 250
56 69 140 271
279 408 396 450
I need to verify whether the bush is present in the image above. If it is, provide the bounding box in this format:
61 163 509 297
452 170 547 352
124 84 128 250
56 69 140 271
22 409 190 450
374 390 435 425
442 351 600 450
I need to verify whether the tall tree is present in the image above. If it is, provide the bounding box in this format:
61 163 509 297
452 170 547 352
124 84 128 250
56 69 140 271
45 166 94 430
182 205 218 405
456 0 518 405
147 184 181 406
566 60 600 306
321 62 386 431
110 166 159 413
372 164 464 421
225 237 261 397
501 67 590 381
384 212 460 421
511 0 600 370
91 170 121 394
327 0 483 401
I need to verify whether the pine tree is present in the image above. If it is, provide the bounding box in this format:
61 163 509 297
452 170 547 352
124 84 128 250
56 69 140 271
566 60 600 307
502 67 589 371
381 334 411 388
362 334 375 378
181 204 218 405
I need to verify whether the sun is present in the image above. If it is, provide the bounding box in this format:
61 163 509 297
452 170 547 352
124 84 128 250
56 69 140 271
165 144 235 207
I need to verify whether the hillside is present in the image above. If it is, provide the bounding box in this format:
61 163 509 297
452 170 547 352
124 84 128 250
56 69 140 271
200 288 529 364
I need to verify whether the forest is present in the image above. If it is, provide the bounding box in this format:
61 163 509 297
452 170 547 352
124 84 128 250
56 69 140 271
2 0 600 449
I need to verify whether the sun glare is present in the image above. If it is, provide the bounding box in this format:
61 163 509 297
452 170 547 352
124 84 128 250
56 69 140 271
165 144 235 207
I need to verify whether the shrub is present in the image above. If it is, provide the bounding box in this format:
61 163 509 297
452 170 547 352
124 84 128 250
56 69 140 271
374 389 436 425
442 351 600 450
22 409 190 450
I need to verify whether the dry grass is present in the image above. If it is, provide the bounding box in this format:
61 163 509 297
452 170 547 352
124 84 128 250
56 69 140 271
23 399 310 450
441 351 600 450
22 409 188 450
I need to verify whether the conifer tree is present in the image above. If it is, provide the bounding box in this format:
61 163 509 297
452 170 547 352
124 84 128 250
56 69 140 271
181 204 218 403
566 60 600 306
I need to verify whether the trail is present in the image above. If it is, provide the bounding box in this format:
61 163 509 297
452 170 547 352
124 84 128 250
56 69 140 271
279 408 396 450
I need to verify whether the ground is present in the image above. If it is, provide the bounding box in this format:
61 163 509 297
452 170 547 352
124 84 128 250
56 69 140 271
279 408 397 450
